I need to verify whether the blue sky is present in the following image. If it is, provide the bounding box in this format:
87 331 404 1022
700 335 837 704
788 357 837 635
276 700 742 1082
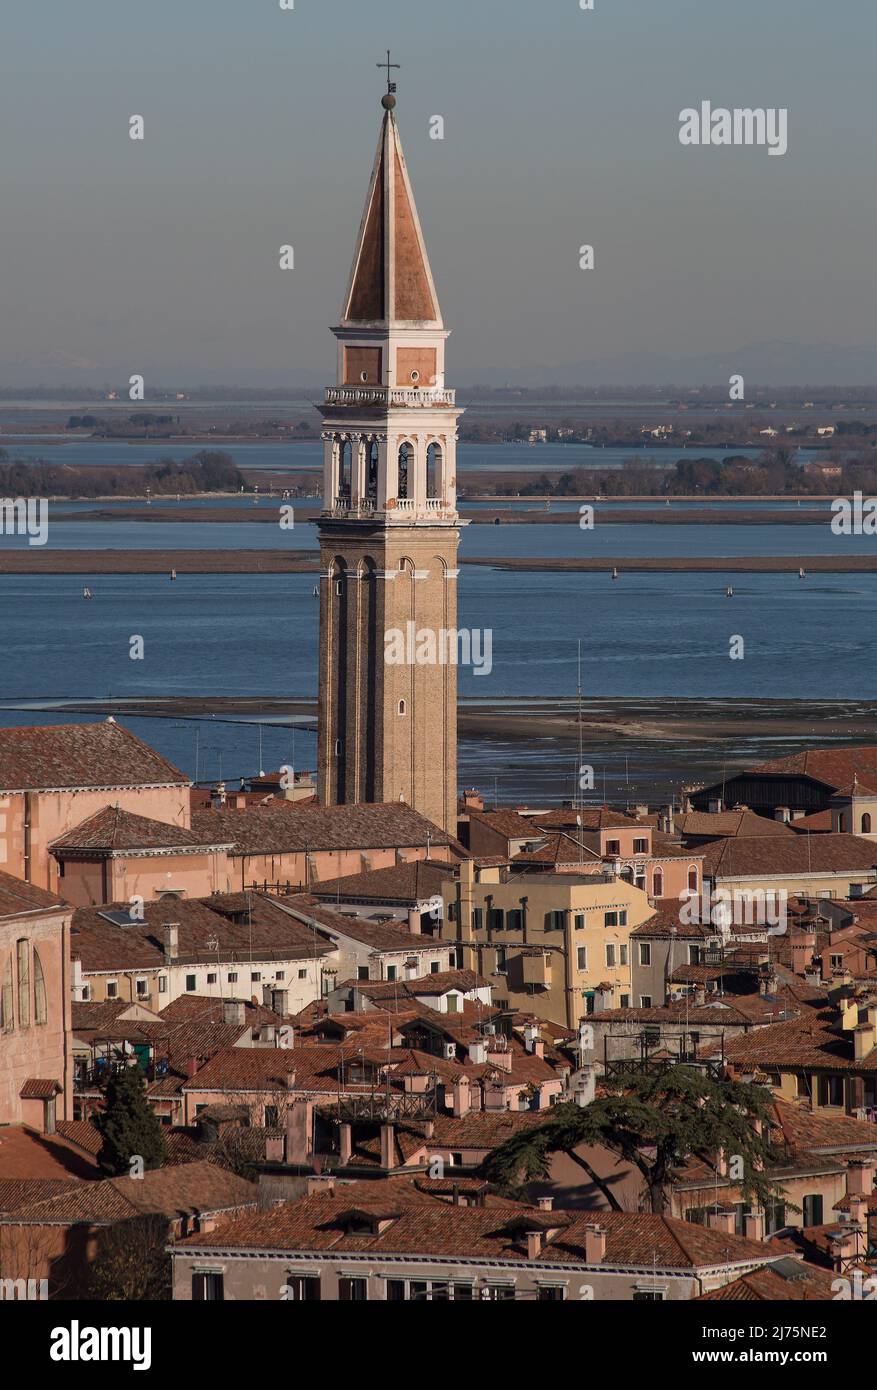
0 0 874 384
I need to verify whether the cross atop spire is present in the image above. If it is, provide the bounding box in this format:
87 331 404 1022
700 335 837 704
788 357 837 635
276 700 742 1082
377 49 400 96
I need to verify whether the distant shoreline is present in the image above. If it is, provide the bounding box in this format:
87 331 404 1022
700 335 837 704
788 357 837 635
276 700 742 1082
1 550 873 575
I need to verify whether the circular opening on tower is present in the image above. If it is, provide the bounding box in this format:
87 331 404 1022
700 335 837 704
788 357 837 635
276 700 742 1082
410 370 420 383
360 370 369 383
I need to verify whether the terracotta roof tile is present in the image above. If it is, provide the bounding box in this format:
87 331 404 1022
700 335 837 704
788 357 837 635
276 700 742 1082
0 720 187 791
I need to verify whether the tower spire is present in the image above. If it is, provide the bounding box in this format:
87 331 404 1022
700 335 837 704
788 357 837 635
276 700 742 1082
341 97 442 328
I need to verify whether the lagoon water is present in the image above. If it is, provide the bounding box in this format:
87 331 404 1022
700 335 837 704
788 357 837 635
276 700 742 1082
0 440 871 799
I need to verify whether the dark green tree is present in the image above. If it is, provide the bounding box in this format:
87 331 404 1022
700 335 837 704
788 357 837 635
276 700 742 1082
482 1066 784 1215
96 1065 167 1176
87 1215 171 1301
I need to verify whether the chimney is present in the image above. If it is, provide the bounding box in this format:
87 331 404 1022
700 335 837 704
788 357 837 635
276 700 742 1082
451 1075 471 1118
790 929 817 977
186 1057 199 1079
584 1224 607 1263
380 1123 395 1170
163 922 179 962
462 789 484 811
486 1045 513 1072
468 1040 488 1065
338 1123 353 1166
743 1210 765 1242
526 1230 543 1260
286 1099 313 1166
573 1065 596 1107
423 1119 435 1140
71 957 84 1001
846 1158 874 1197
407 907 422 936
848 1194 868 1230
693 983 706 1007
854 1022 877 1061
222 999 245 1027
708 1208 736 1235
265 1134 284 1162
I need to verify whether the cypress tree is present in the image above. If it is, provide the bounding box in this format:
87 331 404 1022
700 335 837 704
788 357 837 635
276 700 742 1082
96 1065 167 1176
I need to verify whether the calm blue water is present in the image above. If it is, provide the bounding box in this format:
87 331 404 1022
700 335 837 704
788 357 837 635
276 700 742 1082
1 569 874 705
0 516 863 557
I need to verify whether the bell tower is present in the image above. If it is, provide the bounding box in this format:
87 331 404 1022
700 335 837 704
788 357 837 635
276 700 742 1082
316 81 464 834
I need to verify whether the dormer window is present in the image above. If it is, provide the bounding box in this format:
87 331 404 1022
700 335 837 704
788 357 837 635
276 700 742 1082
336 1207 401 1236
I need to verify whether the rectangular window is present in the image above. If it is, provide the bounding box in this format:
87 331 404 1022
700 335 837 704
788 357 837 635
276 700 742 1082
618 910 627 927
605 840 620 856
275 971 285 981
689 946 701 965
488 908 504 931
136 979 149 997
106 980 118 999
605 944 616 967
573 913 585 931
227 971 238 983
430 961 440 973
632 1290 664 1302
576 947 587 971
286 1275 320 1301
264 1106 279 1128
338 1277 368 1302
185 975 196 992
250 972 261 983
619 994 629 1008
633 838 648 855
206 973 217 985
298 968 307 979
818 1075 844 1107
639 944 651 966
604 911 618 928
158 976 167 994
495 947 508 974
357 966 369 980
192 1272 224 1301
483 1284 515 1301
538 1286 566 1301
640 995 652 1008
803 1194 824 1227
386 966 397 982
544 911 565 932
507 909 524 931
385 1280 406 1302
447 901 457 922
472 908 484 930
619 944 628 966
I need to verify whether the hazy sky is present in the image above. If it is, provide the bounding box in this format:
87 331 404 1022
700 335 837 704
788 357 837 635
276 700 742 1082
1 0 875 385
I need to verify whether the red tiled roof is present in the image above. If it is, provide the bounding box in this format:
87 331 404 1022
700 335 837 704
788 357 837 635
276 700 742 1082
191 802 454 855
696 1262 838 1301
701 833 877 878
0 720 187 791
310 859 451 905
677 809 795 840
51 806 234 854
1 1160 257 1225
174 1184 778 1270
19 1078 61 1099
0 870 67 919
749 746 877 790
70 893 332 973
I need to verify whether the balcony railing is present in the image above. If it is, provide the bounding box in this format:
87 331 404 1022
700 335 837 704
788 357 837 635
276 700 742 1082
325 385 456 408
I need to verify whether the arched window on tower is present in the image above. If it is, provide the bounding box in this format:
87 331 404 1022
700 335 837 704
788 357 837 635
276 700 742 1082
366 439 379 502
398 442 413 500
426 442 442 500
16 939 30 1029
1 955 12 1033
863 813 872 834
33 947 47 1026
338 439 352 500
652 868 664 899
688 866 698 892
